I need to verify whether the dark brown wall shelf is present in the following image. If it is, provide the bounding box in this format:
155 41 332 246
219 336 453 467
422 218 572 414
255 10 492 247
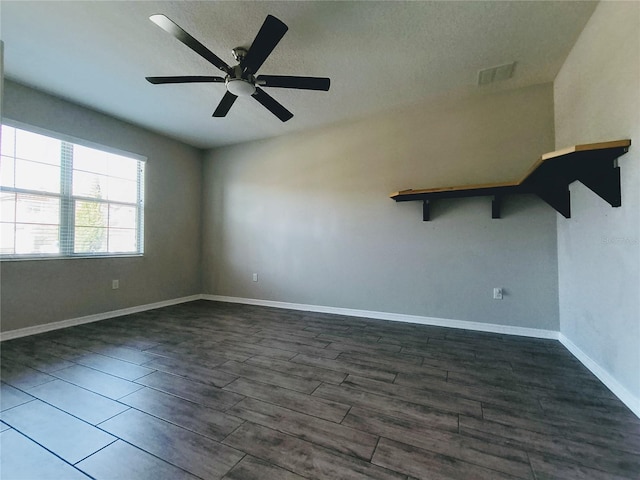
390 139 631 220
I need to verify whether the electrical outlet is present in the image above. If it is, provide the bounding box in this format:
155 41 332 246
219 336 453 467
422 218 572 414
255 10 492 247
112 279 119 290
252 273 258 282
493 287 503 300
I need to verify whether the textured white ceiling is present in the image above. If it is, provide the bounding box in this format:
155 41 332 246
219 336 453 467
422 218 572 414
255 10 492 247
1 1 597 149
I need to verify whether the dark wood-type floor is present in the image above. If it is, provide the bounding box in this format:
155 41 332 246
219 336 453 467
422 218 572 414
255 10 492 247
1 300 639 479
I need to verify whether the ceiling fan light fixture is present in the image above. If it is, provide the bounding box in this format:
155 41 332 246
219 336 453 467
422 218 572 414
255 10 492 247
226 78 256 96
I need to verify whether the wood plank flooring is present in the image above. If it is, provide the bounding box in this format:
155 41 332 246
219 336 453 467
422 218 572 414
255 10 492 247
1 300 639 479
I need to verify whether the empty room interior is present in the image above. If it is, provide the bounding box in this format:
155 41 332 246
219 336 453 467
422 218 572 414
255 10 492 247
0 1 639 479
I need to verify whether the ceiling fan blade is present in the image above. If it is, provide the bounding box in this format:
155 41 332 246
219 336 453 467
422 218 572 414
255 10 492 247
256 75 330 91
241 15 288 74
146 76 225 84
213 91 238 117
149 14 230 74
252 88 293 122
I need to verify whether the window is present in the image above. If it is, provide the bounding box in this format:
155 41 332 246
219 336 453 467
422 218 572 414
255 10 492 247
0 123 145 258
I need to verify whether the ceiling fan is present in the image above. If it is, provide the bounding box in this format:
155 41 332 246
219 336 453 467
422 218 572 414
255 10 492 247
145 14 330 122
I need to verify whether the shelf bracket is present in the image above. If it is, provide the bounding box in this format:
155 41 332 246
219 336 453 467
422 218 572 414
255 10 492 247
534 182 571 218
577 161 621 208
491 195 502 219
422 200 430 222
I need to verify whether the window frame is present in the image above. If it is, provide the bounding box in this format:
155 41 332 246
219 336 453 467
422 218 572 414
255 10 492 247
0 120 146 261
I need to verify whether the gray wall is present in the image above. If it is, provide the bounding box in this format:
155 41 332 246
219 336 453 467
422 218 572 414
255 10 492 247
0 81 203 332
554 2 640 401
202 83 559 329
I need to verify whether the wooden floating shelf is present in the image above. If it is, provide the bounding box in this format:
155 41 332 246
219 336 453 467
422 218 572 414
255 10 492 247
390 139 631 221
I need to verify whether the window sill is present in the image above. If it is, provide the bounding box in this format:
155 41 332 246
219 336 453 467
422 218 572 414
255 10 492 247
0 254 144 262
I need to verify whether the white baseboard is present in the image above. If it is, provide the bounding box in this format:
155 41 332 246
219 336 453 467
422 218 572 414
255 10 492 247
0 295 202 342
203 294 559 340
559 333 640 418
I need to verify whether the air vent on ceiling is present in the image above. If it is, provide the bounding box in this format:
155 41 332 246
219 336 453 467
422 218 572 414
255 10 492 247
478 62 516 86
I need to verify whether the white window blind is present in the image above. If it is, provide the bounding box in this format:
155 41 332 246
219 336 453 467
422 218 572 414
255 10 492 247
0 123 145 258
